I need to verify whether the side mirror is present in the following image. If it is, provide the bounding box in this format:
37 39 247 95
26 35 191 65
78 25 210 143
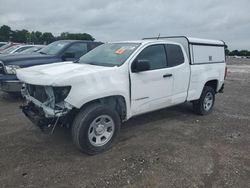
62 52 75 61
131 60 150 73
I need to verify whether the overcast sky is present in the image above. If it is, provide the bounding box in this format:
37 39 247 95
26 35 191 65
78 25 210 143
0 0 249 50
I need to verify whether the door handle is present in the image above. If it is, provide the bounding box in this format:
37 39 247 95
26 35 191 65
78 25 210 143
163 73 172 78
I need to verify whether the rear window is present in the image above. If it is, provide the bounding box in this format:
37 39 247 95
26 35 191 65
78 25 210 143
165 44 184 67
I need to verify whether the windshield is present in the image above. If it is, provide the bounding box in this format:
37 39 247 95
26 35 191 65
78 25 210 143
38 41 70 55
20 46 43 54
78 43 140 67
0 43 6 48
1 45 21 54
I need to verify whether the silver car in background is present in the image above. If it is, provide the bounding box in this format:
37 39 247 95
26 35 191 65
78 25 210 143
0 45 44 55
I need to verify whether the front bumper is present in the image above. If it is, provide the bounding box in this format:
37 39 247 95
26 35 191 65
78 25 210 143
0 74 22 92
20 84 74 133
0 80 22 92
21 103 54 131
21 102 72 133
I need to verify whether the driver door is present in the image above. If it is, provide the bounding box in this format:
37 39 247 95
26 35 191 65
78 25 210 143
130 44 174 115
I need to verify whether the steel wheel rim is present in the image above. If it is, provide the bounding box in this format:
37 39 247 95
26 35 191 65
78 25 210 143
203 92 213 111
88 115 115 147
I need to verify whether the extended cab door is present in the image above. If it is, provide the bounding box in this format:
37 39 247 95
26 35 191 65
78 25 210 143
164 44 190 105
130 44 174 115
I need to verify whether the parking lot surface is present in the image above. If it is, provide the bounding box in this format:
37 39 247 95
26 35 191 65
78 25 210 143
0 58 249 188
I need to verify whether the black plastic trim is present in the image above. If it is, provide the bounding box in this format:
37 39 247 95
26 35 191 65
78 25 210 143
191 61 225 65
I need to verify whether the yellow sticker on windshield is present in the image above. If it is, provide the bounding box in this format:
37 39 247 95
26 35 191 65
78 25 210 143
115 48 125 55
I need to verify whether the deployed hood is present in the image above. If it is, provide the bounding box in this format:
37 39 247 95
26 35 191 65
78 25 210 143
0 53 56 66
16 61 116 86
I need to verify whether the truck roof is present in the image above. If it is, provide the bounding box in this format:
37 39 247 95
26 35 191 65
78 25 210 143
111 40 179 45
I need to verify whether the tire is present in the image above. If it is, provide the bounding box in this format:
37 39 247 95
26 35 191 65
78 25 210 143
71 103 121 155
193 86 215 115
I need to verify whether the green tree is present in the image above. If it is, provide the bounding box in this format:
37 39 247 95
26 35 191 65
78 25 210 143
0 25 12 41
239 50 250 56
230 50 239 56
35 31 43 44
41 32 55 44
58 32 95 41
12 29 29 43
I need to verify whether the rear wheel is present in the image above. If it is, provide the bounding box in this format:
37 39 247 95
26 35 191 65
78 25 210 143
193 86 215 115
71 103 121 155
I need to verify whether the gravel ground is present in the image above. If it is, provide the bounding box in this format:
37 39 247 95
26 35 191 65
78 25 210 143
0 57 249 188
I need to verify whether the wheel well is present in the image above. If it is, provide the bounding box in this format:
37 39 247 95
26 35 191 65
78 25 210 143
80 96 127 121
205 80 218 92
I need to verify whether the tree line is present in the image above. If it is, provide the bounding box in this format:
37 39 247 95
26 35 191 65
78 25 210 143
0 25 95 44
1 24 249 56
225 49 250 57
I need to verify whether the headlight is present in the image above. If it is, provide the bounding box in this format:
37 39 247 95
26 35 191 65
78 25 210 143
53 86 71 103
5 65 21 74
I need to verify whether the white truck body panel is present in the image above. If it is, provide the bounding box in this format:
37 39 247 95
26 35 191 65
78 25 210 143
17 62 131 114
128 41 190 116
17 37 226 121
187 63 225 101
191 45 225 64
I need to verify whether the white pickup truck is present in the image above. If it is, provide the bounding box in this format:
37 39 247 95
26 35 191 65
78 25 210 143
17 36 227 155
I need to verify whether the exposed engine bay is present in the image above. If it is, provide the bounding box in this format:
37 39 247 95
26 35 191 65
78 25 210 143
20 84 73 132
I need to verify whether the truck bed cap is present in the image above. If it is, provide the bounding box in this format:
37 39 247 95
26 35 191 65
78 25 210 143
143 36 225 46
187 37 225 46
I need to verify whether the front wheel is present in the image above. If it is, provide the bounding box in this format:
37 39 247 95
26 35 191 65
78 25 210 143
193 86 215 115
71 103 121 155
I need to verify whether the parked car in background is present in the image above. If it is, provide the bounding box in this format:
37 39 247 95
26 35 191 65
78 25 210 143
19 45 45 54
0 45 43 55
0 40 103 93
0 42 7 48
0 42 20 52
17 36 226 154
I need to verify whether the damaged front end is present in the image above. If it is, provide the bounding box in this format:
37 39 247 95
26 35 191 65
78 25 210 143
20 84 74 133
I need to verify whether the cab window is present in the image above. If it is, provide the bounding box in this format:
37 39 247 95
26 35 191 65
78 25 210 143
134 44 167 70
165 44 184 67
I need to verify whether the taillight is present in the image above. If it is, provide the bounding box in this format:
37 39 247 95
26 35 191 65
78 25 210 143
224 66 227 80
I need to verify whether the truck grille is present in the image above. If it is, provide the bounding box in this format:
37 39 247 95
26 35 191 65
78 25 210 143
0 63 5 74
26 84 48 103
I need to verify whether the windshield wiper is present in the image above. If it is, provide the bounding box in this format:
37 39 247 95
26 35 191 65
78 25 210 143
39 51 47 55
78 60 115 67
73 59 80 63
87 62 115 67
